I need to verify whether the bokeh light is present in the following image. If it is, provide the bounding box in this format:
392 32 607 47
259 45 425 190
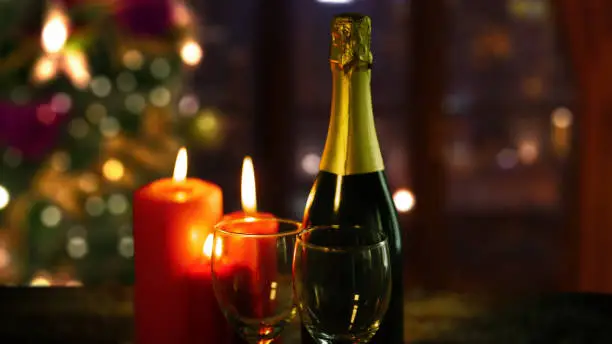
66 237 88 259
116 72 137 93
102 159 125 181
90 76 112 98
301 153 321 176
85 196 105 216
496 148 518 170
123 50 144 70
125 94 147 114
108 194 129 215
180 40 203 66
178 94 200 116
118 236 134 258
551 107 573 129
69 118 90 139
149 87 171 107
36 105 57 125
0 185 10 210
99 117 121 138
150 58 171 79
85 103 107 124
41 206 62 227
50 92 72 113
393 189 415 213
42 10 68 54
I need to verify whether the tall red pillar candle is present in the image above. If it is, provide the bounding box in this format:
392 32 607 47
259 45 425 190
133 147 231 344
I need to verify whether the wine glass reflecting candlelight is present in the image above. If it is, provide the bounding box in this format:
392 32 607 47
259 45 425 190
293 225 392 344
212 218 301 344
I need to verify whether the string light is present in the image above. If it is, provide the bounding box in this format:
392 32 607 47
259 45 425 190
178 94 200 116
118 236 134 258
69 118 90 139
149 87 171 107
50 92 72 113
123 50 144 70
0 185 10 210
150 58 171 79
116 72 137 93
99 117 121 138
108 194 129 215
62 50 91 89
41 205 62 227
125 94 146 114
41 8 69 54
66 237 88 259
102 159 125 181
195 110 219 133
36 104 57 125
180 40 203 66
192 109 224 146
50 152 71 172
393 189 415 213
85 196 105 216
86 103 107 124
90 76 112 98
32 56 58 84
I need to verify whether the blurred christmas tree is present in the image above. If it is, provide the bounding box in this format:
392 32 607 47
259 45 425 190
0 0 206 285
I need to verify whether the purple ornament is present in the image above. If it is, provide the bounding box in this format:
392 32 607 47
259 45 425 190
0 101 65 161
115 0 173 36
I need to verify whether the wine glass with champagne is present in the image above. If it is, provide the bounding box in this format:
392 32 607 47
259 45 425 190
293 225 392 343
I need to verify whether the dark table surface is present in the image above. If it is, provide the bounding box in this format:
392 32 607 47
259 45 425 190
0 287 611 343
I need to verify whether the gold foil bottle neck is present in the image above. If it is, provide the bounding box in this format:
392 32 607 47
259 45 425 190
330 13 373 69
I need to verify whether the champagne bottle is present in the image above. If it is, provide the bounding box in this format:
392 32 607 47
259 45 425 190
301 13 404 344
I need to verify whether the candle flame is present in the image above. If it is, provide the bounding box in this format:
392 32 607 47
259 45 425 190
241 156 257 213
173 147 188 182
203 234 223 258
42 8 69 54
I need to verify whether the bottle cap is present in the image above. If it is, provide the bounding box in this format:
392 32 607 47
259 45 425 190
330 13 373 68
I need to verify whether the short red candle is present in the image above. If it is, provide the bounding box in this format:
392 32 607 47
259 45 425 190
220 156 281 319
133 148 232 344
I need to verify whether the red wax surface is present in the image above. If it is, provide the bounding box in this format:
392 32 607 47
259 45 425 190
220 212 280 319
133 177 231 344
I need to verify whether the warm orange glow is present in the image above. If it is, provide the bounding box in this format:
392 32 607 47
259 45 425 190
173 147 188 182
203 234 223 258
63 50 91 89
42 8 69 54
102 159 125 181
30 276 52 287
32 56 58 84
180 40 203 66
393 189 415 213
241 156 257 213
